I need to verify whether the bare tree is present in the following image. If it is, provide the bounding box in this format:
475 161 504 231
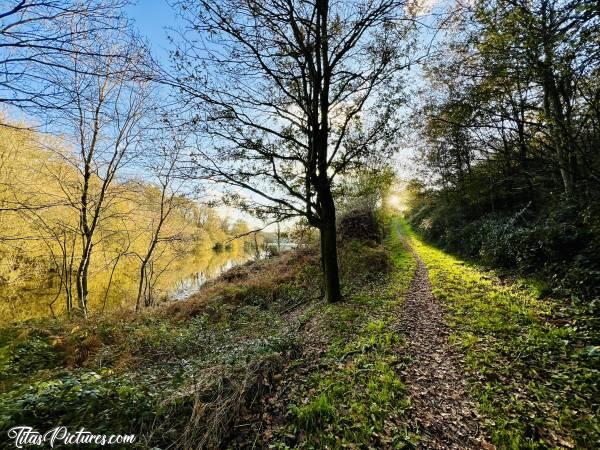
0 0 136 116
170 0 416 302
52 41 150 318
135 127 186 311
16 204 78 316
0 2 157 318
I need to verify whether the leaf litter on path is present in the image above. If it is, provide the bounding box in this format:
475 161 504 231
399 239 494 450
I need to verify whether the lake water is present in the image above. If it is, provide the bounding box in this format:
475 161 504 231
0 245 255 323
170 258 241 300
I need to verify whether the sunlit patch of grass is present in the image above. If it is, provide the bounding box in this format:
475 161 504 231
276 218 419 448
288 320 411 447
401 219 599 449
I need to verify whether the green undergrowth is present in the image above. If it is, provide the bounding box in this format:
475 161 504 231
0 223 417 449
272 218 418 448
0 251 321 448
401 219 599 449
0 310 297 448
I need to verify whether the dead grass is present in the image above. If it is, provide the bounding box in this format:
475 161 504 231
158 353 287 449
165 247 319 320
63 333 103 367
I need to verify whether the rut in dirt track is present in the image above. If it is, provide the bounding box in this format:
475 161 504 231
399 238 492 450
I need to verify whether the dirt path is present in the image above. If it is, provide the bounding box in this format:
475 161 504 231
399 237 491 449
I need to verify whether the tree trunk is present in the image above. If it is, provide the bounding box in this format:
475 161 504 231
318 186 341 303
277 222 281 252
541 42 575 199
75 250 90 319
320 217 341 303
144 262 154 307
135 263 147 312
254 232 260 259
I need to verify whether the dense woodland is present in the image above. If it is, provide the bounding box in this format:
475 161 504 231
408 0 600 303
0 0 598 449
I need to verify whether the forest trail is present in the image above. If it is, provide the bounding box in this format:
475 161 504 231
398 231 491 449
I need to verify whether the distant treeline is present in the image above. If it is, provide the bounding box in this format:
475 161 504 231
0 120 257 318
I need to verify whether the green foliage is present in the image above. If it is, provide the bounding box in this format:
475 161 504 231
290 394 336 431
409 193 600 304
339 239 392 283
0 335 63 381
337 166 396 223
0 215 418 449
277 218 418 448
288 320 411 448
410 0 600 316
404 224 600 449
0 371 157 436
0 247 322 448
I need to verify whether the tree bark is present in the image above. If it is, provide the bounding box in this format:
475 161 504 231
318 185 341 303
135 262 147 312
541 35 575 198
75 247 91 318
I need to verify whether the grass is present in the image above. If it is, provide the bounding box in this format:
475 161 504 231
400 219 600 449
0 218 419 449
271 217 418 448
4 214 596 449
0 250 321 448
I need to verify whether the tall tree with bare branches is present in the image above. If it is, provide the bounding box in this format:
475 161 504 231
51 37 150 318
135 126 186 311
170 0 416 302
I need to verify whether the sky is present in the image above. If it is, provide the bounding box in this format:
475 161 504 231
126 0 179 66
125 2 268 229
125 1 293 230
123 0 438 229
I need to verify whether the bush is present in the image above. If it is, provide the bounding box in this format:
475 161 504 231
409 199 600 301
339 239 391 283
338 209 382 243
0 371 158 435
0 335 63 379
266 243 280 257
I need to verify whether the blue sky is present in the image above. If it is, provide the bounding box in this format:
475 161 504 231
125 2 264 227
127 0 179 65
123 0 429 226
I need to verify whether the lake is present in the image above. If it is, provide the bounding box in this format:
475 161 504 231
0 244 255 323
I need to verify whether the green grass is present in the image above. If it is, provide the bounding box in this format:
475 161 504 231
0 223 418 449
274 218 419 448
9 214 591 449
0 256 314 448
400 219 600 449
0 309 297 448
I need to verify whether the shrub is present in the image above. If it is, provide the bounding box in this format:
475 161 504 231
409 199 600 302
339 239 391 283
338 209 382 243
0 371 158 435
0 335 63 381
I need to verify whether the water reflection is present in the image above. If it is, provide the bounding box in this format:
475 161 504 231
0 243 255 323
170 258 239 300
168 251 255 301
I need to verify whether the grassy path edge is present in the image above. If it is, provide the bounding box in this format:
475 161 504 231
397 217 599 449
